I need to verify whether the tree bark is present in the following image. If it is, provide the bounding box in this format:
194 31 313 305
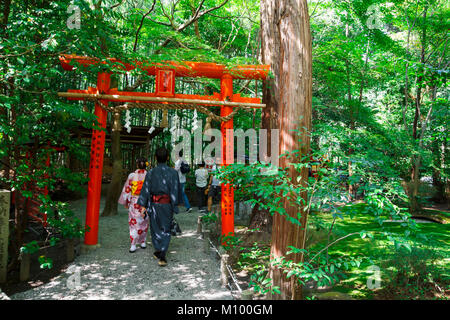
246 0 280 240
191 3 201 38
1 0 11 31
248 202 272 234
261 0 312 300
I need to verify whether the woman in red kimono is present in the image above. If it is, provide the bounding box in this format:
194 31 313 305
118 158 150 253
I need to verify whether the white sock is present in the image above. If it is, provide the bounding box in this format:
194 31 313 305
130 244 136 251
141 242 146 248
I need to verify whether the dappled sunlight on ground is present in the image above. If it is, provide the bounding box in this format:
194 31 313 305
11 196 232 300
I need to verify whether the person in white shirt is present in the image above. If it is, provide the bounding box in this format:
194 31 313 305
174 151 192 213
194 161 209 212
205 163 221 214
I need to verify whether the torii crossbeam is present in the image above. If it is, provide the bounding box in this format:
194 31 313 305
58 54 269 248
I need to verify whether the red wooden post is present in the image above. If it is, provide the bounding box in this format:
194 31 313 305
84 72 110 246
220 74 234 240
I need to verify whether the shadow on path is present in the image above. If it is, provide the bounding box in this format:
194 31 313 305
11 198 232 300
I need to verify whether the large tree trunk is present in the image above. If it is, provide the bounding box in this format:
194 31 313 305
101 112 122 217
261 0 312 300
1 0 11 31
431 128 448 206
432 166 446 204
408 161 421 214
248 202 272 234
246 7 279 237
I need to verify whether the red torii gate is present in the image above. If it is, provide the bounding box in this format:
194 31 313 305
58 54 269 248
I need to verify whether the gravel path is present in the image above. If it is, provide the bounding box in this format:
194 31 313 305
11 198 233 300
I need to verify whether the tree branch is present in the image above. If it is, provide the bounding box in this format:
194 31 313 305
133 0 157 52
148 17 173 27
308 232 361 264
159 0 176 29
110 0 124 9
154 0 229 53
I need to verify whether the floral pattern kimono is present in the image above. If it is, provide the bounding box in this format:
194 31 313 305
118 169 149 246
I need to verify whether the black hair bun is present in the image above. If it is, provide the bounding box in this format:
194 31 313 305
136 157 147 169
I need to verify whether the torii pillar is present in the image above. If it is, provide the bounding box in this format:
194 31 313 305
84 72 110 248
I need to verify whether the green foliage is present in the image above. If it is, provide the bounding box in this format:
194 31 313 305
217 147 424 295
1 0 447 298
272 250 367 288
20 241 40 255
1 1 98 258
310 0 449 214
200 212 217 225
237 242 270 270
381 242 448 299
249 265 280 296
46 202 84 240
38 255 53 270
237 242 282 295
216 161 306 225
220 232 242 251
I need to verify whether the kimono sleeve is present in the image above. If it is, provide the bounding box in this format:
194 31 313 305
118 173 133 206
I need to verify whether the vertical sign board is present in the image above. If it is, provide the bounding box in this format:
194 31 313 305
0 190 10 283
155 69 175 97
220 75 234 240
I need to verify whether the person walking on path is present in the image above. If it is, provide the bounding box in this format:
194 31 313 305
195 161 209 213
205 162 221 214
174 150 192 213
118 158 150 253
138 147 181 266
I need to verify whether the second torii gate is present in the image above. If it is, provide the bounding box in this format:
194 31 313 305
58 54 269 248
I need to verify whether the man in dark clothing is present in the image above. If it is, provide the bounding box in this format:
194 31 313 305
137 147 181 266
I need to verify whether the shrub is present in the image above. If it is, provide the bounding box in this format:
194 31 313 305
381 243 448 299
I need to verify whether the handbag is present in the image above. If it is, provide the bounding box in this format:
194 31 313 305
180 161 190 174
171 218 182 236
